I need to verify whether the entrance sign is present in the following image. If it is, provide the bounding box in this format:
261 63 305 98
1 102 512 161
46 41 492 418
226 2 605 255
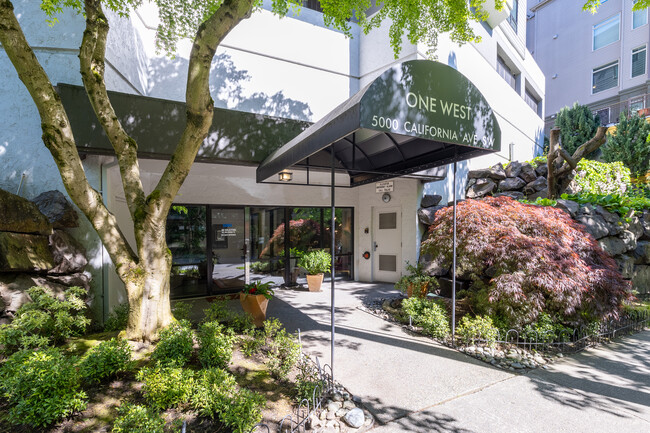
359 61 501 152
375 181 394 193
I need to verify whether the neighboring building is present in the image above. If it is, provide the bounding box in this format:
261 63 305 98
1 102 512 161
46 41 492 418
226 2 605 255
528 0 649 129
0 1 544 322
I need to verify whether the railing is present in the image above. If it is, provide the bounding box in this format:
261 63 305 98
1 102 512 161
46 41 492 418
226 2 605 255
454 310 649 354
249 330 335 433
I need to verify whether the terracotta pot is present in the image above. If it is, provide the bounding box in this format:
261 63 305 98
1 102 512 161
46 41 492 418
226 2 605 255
239 293 269 327
306 273 324 292
406 281 429 298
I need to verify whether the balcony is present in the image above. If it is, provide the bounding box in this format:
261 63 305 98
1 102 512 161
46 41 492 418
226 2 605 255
481 0 515 29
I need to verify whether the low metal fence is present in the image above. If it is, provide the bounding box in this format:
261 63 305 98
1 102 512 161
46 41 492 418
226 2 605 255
454 310 649 354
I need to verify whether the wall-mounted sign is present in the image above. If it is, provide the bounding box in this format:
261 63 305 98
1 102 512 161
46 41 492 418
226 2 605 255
376 181 394 193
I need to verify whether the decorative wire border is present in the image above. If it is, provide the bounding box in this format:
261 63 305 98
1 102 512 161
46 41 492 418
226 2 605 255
249 330 335 433
447 310 649 354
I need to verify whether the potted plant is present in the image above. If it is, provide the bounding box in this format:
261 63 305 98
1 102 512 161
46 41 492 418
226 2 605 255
297 249 332 292
395 261 438 298
240 280 274 327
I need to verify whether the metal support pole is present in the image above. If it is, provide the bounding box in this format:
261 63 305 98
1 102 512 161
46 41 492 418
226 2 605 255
452 161 457 346
330 146 336 382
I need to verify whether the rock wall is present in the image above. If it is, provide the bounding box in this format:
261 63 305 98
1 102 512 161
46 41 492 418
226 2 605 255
417 162 650 297
0 189 89 321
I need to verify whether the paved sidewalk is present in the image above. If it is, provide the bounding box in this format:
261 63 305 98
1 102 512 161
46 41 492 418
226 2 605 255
265 281 650 433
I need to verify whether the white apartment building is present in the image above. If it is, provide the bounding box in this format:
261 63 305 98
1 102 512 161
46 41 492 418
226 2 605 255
528 0 649 128
0 1 545 321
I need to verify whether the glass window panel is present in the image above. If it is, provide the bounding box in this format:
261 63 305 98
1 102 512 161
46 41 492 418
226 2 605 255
595 108 610 125
497 57 516 90
250 207 285 284
507 0 518 32
379 255 397 272
633 7 647 29
632 46 646 77
167 205 207 298
593 15 620 50
525 90 539 114
211 208 246 292
592 62 618 93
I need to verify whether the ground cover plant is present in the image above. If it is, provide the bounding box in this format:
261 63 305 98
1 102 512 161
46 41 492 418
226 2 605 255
421 196 633 329
0 292 314 432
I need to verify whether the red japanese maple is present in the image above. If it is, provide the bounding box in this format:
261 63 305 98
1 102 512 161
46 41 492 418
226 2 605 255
421 196 633 327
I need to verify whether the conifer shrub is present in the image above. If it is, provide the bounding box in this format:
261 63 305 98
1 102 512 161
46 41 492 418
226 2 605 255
0 347 87 427
421 196 633 328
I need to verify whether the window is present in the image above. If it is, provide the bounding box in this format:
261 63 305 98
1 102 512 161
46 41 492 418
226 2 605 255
630 97 645 112
633 4 648 29
593 15 620 50
525 89 540 116
507 0 518 32
592 61 618 93
302 0 322 12
497 56 516 90
632 46 646 77
595 108 611 125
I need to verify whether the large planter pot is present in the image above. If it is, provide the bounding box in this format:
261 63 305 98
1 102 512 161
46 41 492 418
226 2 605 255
239 293 269 327
306 273 324 292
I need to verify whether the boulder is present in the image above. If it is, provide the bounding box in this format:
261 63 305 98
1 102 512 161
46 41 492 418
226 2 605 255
598 236 627 256
32 190 79 229
0 188 52 235
578 204 596 216
0 232 54 272
487 163 507 180
641 210 650 240
0 274 67 314
623 216 644 239
48 230 88 274
524 176 548 194
631 265 650 295
555 199 579 218
418 206 445 225
419 252 450 276
594 206 620 225
343 408 365 429
634 241 650 265
46 273 91 290
535 163 548 177
495 191 525 200
527 189 549 201
499 177 526 191
621 230 637 252
576 214 610 239
520 163 538 183
420 194 442 208
505 161 522 178
468 168 491 179
606 221 623 237
618 255 635 279
466 179 496 198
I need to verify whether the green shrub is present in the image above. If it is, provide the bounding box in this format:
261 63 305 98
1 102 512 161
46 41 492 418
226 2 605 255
137 366 195 410
197 321 235 368
0 347 87 427
554 102 601 156
103 302 130 332
203 300 255 332
456 315 499 347
0 286 90 355
402 297 450 339
267 328 301 379
602 112 650 177
112 402 165 433
572 160 632 195
520 313 572 343
190 368 264 433
172 301 192 321
394 261 439 298
294 358 324 403
297 250 331 275
151 320 194 367
78 338 132 384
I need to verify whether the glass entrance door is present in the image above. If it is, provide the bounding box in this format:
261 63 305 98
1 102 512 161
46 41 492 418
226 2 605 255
210 208 246 292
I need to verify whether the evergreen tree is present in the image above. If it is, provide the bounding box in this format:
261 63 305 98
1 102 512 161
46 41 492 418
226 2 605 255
554 102 601 156
602 112 650 178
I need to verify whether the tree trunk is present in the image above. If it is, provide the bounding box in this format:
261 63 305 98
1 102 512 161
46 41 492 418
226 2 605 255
125 235 173 341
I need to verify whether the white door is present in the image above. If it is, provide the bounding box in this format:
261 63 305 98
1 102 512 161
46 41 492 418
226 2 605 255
372 206 402 282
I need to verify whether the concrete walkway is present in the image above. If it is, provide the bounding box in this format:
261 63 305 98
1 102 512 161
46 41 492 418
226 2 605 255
264 281 650 433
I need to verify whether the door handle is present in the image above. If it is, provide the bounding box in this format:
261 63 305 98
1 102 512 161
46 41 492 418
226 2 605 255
373 241 378 251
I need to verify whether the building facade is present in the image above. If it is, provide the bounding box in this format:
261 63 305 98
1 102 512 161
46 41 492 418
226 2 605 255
0 1 544 321
528 0 649 128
